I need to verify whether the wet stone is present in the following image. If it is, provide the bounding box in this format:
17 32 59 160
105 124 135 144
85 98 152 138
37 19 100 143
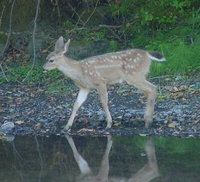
164 120 168 124
1 122 15 133
177 117 185 122
124 113 132 118
155 117 163 122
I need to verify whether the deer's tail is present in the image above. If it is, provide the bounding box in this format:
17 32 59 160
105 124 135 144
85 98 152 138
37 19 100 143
147 51 166 62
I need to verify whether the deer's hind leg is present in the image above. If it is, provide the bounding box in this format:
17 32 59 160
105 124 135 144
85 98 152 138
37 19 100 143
126 76 157 128
97 84 112 129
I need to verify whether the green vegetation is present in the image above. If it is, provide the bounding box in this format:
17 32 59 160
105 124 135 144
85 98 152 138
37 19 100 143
0 62 43 84
113 135 200 155
112 136 200 172
149 39 200 76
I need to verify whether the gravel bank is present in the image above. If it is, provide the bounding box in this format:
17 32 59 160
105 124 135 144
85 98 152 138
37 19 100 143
0 74 200 137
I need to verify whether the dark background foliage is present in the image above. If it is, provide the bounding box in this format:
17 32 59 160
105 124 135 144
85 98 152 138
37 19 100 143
0 0 200 83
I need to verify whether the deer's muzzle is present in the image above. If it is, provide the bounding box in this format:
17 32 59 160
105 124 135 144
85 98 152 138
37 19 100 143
42 68 48 73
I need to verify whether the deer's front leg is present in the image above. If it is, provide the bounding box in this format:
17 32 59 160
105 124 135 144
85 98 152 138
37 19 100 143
97 85 112 129
64 88 90 131
65 135 92 175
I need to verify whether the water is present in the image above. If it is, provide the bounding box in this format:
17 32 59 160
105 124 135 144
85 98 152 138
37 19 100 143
0 135 200 182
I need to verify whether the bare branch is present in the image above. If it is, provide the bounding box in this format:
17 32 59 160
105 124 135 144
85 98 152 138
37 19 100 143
0 5 5 29
0 0 16 82
51 0 61 20
82 0 99 28
68 3 85 25
0 61 9 82
99 24 121 29
66 0 100 37
23 0 40 82
99 24 123 42
0 0 16 58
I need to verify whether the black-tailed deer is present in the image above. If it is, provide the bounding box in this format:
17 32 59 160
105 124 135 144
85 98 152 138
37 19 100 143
65 135 159 182
43 37 165 131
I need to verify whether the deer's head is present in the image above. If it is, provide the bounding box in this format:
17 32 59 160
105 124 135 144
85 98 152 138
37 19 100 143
43 37 70 72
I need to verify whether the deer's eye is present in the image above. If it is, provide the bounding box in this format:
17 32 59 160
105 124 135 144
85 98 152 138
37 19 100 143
49 60 54 63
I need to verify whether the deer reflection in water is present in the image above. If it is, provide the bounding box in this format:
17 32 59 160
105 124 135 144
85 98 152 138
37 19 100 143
65 135 159 182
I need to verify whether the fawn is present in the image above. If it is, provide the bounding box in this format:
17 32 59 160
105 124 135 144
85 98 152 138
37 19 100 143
43 37 165 131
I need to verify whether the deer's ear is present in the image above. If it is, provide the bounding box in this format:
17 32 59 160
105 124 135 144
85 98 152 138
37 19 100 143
55 37 64 52
63 39 70 53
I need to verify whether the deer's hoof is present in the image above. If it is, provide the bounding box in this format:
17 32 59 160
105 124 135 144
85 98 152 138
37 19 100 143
61 126 71 134
145 122 152 128
105 127 111 132
144 116 153 128
106 123 112 129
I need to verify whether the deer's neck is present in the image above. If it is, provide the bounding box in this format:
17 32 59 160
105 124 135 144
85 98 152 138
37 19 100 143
58 57 82 80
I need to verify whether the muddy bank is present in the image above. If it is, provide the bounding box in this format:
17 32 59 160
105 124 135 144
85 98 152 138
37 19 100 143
0 74 200 138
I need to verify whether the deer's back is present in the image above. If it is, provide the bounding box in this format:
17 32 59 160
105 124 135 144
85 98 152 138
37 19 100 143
80 49 151 85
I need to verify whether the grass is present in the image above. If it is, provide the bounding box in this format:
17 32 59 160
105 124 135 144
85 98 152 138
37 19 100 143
149 39 200 77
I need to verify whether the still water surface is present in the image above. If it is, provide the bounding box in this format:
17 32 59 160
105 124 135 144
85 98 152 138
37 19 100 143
0 135 199 182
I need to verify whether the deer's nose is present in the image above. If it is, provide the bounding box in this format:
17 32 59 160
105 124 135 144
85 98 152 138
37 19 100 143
42 68 47 72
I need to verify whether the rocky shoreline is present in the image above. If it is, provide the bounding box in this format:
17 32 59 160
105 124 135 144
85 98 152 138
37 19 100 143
0 74 200 138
